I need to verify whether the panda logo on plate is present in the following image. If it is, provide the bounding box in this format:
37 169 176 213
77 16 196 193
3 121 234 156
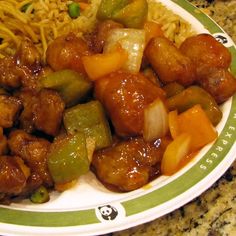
213 33 233 48
95 203 126 222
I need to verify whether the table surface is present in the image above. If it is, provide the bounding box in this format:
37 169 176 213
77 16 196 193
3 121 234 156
110 0 236 235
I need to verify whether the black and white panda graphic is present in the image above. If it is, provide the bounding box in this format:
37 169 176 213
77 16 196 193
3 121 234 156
213 33 233 48
98 205 118 221
214 35 228 44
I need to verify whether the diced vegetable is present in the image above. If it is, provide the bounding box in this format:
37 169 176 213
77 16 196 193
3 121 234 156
40 69 92 107
86 137 96 162
167 86 222 125
143 98 169 142
161 133 191 175
68 2 80 18
177 104 218 151
163 82 185 98
168 110 179 139
97 0 148 28
47 132 89 184
97 0 129 20
104 28 146 72
143 21 165 44
63 101 112 150
112 0 148 28
82 47 127 80
30 186 50 204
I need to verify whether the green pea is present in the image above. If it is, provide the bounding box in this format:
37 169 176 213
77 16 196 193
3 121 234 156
21 2 32 12
30 186 50 204
68 2 80 18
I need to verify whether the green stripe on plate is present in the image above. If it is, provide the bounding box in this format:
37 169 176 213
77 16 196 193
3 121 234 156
229 46 236 75
123 94 236 216
173 0 223 34
0 0 235 229
0 208 99 226
122 0 236 216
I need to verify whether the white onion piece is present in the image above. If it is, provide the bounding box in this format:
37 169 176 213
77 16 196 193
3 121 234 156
104 28 146 73
143 98 169 142
86 137 96 163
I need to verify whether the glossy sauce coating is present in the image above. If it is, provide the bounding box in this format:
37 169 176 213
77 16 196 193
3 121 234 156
95 70 166 137
145 36 197 86
198 67 236 104
0 156 26 195
46 33 91 74
180 34 236 103
92 137 170 191
180 34 232 71
8 130 53 189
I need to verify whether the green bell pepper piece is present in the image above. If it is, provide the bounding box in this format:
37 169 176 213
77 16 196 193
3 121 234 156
163 82 185 98
97 0 148 28
47 132 89 184
167 86 222 126
97 0 129 20
40 69 92 107
113 0 148 28
63 100 112 150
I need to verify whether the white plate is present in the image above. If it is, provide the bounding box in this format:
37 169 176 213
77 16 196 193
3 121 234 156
1 0 236 235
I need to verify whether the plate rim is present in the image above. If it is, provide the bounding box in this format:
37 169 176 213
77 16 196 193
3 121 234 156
0 0 236 235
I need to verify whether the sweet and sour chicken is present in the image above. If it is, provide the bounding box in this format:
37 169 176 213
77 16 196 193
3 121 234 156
0 8 236 204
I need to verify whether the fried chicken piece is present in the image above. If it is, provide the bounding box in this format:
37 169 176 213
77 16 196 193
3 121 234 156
18 89 65 136
95 70 166 137
86 20 124 53
0 95 22 128
46 32 91 74
33 89 65 136
180 34 236 103
0 57 23 89
15 39 41 69
197 67 236 104
17 90 38 133
180 34 231 72
8 130 53 187
145 37 197 86
92 137 170 192
0 55 40 91
0 156 27 195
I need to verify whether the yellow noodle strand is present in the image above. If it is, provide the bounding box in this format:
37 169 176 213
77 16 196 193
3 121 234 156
0 23 19 45
0 42 9 50
39 25 47 62
24 24 39 42
0 3 29 23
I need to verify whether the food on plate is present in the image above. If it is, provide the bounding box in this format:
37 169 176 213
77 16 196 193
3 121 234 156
92 136 170 191
94 70 166 137
166 86 223 126
0 0 236 204
180 34 236 103
145 36 197 86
